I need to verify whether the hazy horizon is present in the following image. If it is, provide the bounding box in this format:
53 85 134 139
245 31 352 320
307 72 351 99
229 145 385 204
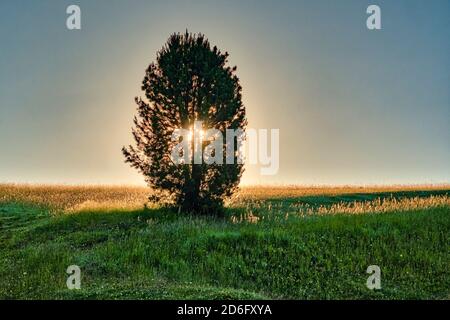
1 0 449 186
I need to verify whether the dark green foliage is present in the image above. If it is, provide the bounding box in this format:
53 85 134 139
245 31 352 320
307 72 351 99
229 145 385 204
123 31 247 215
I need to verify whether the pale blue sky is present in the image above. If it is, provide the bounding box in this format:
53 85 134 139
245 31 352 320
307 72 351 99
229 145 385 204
0 0 449 185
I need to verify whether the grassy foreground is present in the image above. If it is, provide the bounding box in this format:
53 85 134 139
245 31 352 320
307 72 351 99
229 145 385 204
0 185 449 299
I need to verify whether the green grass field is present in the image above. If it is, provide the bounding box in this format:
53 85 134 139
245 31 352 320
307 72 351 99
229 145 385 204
0 185 449 299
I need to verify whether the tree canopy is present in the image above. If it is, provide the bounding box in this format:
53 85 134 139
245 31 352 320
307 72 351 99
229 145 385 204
123 31 247 214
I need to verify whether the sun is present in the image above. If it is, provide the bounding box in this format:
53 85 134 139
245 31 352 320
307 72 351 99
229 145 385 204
187 126 205 142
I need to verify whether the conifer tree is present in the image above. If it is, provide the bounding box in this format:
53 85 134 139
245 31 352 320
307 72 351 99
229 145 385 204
123 31 246 214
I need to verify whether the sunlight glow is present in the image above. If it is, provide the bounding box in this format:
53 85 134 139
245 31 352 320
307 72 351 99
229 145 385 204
187 126 205 142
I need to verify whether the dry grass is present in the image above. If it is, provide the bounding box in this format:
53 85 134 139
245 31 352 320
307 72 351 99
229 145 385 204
1 183 449 216
234 184 450 200
311 195 450 215
235 195 450 221
0 184 148 213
